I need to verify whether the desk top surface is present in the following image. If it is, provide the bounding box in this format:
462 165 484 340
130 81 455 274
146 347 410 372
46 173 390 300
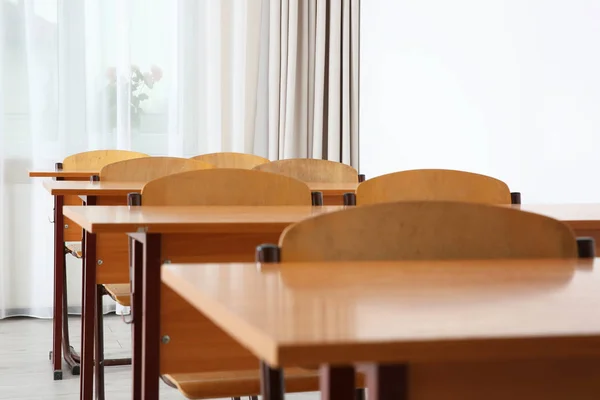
162 258 600 367
43 180 358 196
64 205 347 233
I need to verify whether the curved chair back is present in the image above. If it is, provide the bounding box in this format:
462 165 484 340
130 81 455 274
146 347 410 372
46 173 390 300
279 201 578 262
99 157 214 182
253 158 358 183
191 152 269 169
356 169 512 205
142 168 312 206
62 150 148 170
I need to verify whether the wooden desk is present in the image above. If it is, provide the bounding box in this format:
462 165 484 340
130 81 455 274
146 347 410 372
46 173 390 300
163 258 600 400
63 205 346 400
39 179 356 381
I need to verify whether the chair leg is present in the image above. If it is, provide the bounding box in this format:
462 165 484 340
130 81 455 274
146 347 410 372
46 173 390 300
355 388 366 400
95 285 106 400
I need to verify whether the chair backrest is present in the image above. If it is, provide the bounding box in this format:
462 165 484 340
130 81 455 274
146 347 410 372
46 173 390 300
62 150 148 170
141 168 312 206
279 201 578 261
357 169 512 205
253 158 358 183
191 152 270 169
99 157 214 182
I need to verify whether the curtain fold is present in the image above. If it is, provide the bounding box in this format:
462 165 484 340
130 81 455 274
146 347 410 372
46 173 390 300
266 0 360 168
0 0 268 318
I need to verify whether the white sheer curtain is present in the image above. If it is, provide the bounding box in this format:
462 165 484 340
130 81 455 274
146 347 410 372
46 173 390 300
0 0 269 318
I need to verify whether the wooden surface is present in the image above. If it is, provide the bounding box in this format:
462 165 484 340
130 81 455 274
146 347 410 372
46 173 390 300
162 258 600 368
164 368 323 399
99 156 214 182
141 169 312 206
514 203 600 229
279 201 578 261
43 180 143 196
357 169 511 204
29 170 98 178
63 205 345 233
42 180 356 197
253 159 358 183
191 152 270 169
62 150 148 170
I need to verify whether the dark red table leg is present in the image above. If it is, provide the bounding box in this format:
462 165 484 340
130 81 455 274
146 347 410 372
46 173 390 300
131 237 144 400
52 194 64 380
141 233 161 400
79 229 96 400
260 361 284 400
364 364 408 400
320 365 356 400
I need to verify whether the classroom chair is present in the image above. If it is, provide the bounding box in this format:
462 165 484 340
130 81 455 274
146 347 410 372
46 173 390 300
343 169 521 205
191 152 270 169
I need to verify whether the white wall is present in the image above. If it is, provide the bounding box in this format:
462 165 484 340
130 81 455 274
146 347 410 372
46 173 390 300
360 0 600 203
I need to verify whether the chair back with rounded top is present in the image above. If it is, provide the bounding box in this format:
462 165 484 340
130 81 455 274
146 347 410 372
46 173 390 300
62 150 148 170
355 169 513 205
141 168 312 206
99 157 214 182
253 158 358 183
279 201 578 262
191 152 270 169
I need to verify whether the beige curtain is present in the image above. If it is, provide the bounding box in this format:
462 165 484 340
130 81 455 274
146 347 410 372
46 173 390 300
265 0 360 168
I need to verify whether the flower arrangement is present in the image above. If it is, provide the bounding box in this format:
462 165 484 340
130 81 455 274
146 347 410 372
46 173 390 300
106 65 163 130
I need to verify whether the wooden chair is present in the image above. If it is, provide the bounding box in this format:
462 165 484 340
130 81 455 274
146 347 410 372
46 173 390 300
274 201 585 262
191 152 270 169
253 158 360 183
117 169 357 400
344 169 521 205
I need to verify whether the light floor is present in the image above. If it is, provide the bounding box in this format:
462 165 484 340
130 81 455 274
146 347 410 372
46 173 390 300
0 316 317 400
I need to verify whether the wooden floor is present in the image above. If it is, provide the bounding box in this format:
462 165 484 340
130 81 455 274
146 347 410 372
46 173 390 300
0 316 317 400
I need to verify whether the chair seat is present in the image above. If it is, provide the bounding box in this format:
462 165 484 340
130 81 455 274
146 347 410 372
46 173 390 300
65 242 83 258
103 284 130 307
164 368 346 399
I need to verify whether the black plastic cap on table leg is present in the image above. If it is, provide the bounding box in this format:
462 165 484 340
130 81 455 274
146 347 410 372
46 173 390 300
577 237 595 258
72 364 80 375
55 162 63 171
127 193 142 207
311 191 324 206
53 370 63 380
343 192 357 206
255 244 281 263
358 174 366 183
510 192 521 205
90 175 100 182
